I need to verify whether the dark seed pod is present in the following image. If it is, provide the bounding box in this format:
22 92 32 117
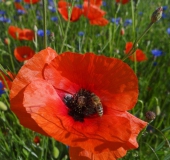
145 111 156 121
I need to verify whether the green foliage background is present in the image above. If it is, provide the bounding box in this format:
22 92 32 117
0 0 170 159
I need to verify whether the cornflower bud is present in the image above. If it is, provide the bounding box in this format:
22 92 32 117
151 7 163 23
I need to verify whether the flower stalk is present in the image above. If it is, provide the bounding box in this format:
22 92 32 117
122 6 163 61
42 0 47 48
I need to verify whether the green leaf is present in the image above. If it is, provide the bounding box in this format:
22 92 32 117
155 141 165 151
164 153 170 160
161 126 170 132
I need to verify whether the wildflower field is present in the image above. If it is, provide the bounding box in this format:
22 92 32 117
0 0 170 160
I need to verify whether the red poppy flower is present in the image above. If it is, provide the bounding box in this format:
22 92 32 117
10 47 147 159
58 0 82 22
8 26 34 41
125 42 148 62
14 46 35 62
23 0 40 4
14 2 26 12
83 0 102 7
83 2 109 26
116 0 130 4
33 136 40 144
0 71 15 89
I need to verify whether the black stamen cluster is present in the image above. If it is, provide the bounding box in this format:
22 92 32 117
63 89 96 122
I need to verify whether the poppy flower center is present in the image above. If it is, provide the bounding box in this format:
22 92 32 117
22 54 28 58
63 89 103 122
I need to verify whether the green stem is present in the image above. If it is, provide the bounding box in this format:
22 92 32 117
8 45 16 73
42 0 47 48
60 2 75 53
131 0 137 74
122 22 154 61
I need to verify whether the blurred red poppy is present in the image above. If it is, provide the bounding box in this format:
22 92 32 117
33 136 40 144
14 46 35 62
83 2 108 26
8 26 34 41
125 42 148 62
23 0 40 4
10 47 147 159
14 2 26 12
58 0 82 22
116 0 130 4
83 0 102 7
0 71 15 89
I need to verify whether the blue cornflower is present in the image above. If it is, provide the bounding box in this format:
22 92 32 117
162 13 167 19
36 15 42 20
0 82 5 96
124 19 132 27
0 17 11 23
24 4 30 9
167 28 170 34
51 16 58 22
48 6 56 12
78 31 85 36
146 125 155 133
15 0 21 2
138 11 143 16
17 9 26 15
48 0 54 6
76 4 83 9
151 49 163 57
111 17 121 25
37 29 50 37
163 6 168 11
153 61 158 66
0 10 6 15
102 1 107 7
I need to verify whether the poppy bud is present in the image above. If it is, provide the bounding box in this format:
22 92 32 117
151 7 163 23
4 38 10 45
53 146 59 158
156 106 161 116
145 111 156 121
34 25 38 32
0 101 7 111
120 28 125 35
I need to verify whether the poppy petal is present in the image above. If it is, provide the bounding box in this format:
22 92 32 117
10 88 48 136
83 2 105 20
69 146 127 160
19 29 34 41
116 0 130 4
10 47 57 99
8 26 34 41
10 48 57 134
44 52 138 111
125 42 147 62
89 18 109 26
23 78 146 153
24 0 40 4
125 42 133 53
14 46 35 62
83 0 103 7
58 1 82 22
8 26 22 39
14 2 26 12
